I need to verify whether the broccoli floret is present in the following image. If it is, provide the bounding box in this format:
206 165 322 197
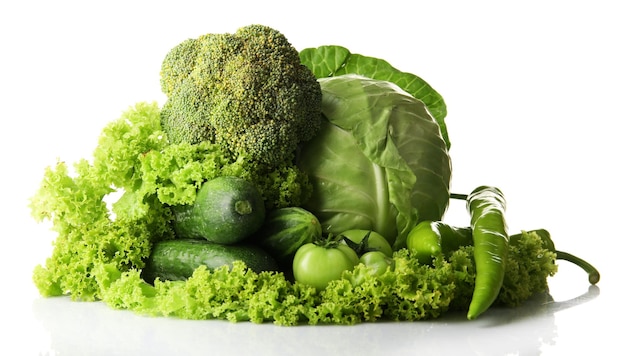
160 79 216 145
159 24 322 167
160 38 200 97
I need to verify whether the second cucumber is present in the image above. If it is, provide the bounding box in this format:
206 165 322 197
142 239 279 283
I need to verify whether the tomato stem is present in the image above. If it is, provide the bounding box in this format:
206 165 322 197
556 250 601 285
316 233 342 248
340 231 374 255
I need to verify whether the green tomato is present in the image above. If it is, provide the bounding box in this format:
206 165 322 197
292 243 359 291
359 251 394 276
339 229 393 257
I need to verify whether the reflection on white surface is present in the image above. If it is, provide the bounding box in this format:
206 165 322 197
30 286 599 356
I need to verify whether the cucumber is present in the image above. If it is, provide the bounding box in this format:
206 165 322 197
142 239 279 283
172 176 265 245
253 207 322 270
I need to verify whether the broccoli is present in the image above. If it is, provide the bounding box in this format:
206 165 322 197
159 24 322 167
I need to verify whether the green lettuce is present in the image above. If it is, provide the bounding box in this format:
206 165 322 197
30 102 310 300
297 75 452 249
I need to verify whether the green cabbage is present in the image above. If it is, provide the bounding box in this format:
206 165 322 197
297 75 451 250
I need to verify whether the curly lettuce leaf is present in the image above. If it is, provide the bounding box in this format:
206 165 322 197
300 45 449 149
30 160 173 300
30 103 175 299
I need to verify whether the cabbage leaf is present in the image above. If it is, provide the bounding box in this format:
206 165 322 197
300 45 450 149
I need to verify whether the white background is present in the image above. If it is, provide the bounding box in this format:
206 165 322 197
1 1 624 355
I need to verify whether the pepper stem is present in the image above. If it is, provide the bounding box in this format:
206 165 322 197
556 250 601 285
450 193 468 200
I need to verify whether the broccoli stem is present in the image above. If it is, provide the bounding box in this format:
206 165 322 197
556 250 601 285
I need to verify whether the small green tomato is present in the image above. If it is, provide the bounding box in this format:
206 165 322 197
359 251 394 276
292 242 359 291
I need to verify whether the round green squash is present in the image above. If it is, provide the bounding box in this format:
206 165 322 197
172 176 266 245
253 207 322 270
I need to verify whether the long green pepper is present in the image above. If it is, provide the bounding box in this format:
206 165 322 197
466 185 509 320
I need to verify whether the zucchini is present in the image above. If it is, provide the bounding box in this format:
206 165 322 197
172 176 265 244
142 239 279 283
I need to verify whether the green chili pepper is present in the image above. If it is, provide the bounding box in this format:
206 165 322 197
408 203 600 312
510 229 600 285
408 222 601 286
406 221 472 264
407 222 598 283
466 185 509 320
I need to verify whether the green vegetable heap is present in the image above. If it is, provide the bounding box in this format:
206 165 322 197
30 24 599 325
